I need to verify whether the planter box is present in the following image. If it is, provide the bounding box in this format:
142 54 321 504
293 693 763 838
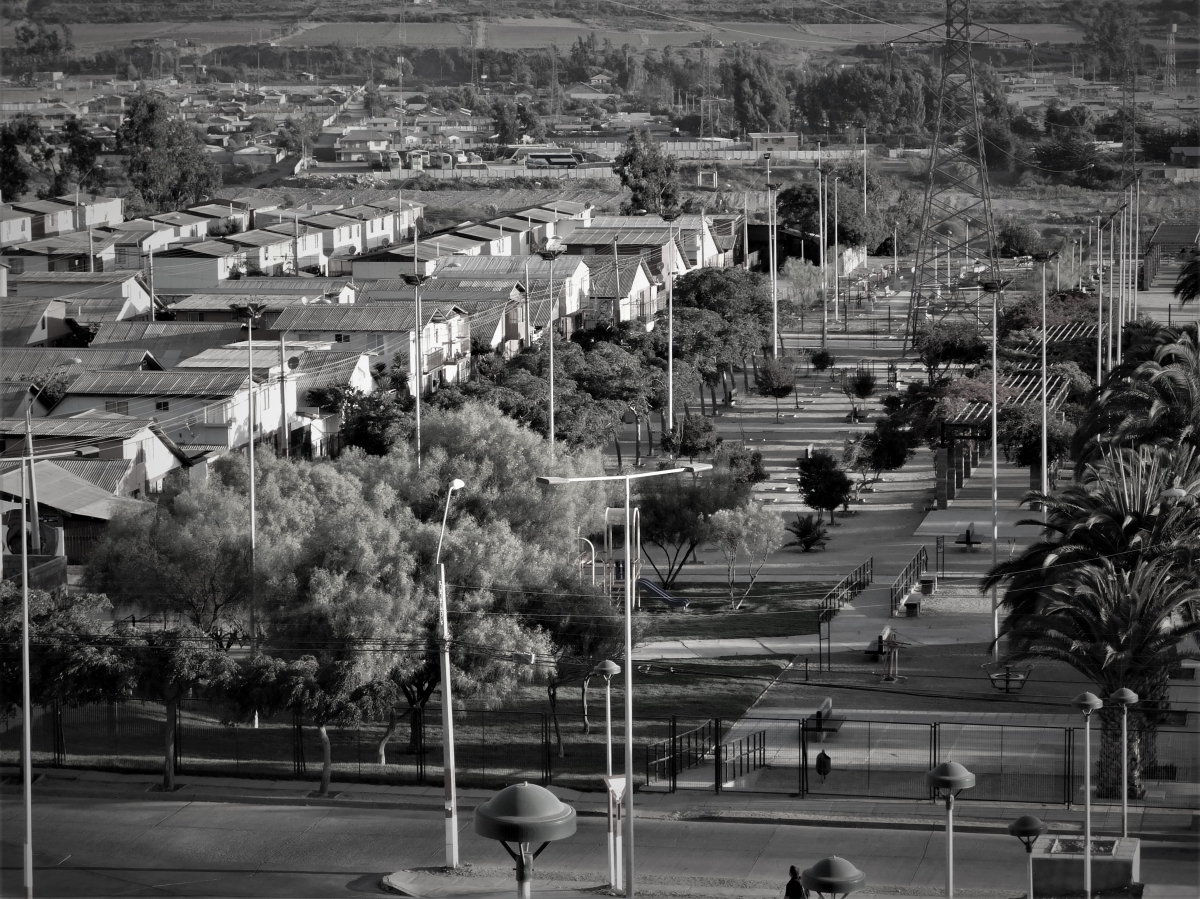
1032 836 1140 895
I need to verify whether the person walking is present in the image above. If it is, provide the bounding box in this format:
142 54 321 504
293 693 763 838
785 864 806 898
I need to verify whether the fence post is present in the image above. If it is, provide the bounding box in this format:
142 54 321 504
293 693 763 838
714 718 722 794
1065 728 1074 808
543 713 551 786
174 703 183 775
51 701 65 767
670 715 678 793
928 723 939 798
800 720 808 796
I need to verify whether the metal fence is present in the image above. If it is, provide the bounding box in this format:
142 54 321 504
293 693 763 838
2 702 1195 808
819 557 873 616
890 547 929 615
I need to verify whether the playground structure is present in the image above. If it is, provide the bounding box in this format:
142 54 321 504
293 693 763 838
576 508 689 609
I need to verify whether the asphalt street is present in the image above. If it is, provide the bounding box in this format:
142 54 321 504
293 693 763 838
2 796 1196 897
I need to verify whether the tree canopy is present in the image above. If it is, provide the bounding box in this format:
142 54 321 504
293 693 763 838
118 93 220 214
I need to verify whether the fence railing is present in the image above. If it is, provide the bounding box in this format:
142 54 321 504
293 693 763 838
890 546 929 615
819 557 873 616
3 701 1196 808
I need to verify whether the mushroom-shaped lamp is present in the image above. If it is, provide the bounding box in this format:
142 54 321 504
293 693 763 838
801 856 868 899
474 782 576 899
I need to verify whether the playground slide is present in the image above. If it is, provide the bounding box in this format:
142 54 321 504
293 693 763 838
636 578 690 608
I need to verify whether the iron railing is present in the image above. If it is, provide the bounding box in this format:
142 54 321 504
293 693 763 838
890 546 929 615
819 557 874 617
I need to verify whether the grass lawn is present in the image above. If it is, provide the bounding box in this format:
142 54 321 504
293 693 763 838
640 581 830 642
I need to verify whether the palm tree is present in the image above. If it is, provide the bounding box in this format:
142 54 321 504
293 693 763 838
1175 256 1200 306
1002 558 1200 798
1072 335 1200 466
982 445 1200 636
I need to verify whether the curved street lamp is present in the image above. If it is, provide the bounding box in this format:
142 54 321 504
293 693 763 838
1073 691 1103 899
1031 252 1060 515
927 761 976 899
979 279 1011 659
1008 814 1048 899
402 271 437 467
537 242 566 460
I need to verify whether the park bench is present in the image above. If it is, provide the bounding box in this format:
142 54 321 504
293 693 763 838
864 625 893 662
954 523 983 551
901 592 922 618
803 697 844 742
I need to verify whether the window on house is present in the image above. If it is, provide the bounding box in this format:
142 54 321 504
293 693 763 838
186 312 205 322
156 401 170 412
105 401 129 415
334 333 351 343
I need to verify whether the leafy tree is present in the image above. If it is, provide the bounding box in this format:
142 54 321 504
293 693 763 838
721 48 791 134
131 626 236 790
915 322 988 384
614 130 679 215
278 114 322 158
997 218 1047 258
12 22 73 74
1032 137 1105 187
1044 104 1096 138
810 348 835 372
846 371 877 416
755 357 795 418
518 104 546 142
638 471 748 588
794 61 927 134
797 450 853 524
118 93 220 214
0 122 31 200
491 98 520 145
338 388 411 456
861 420 916 480
1083 0 1143 81
706 503 785 609
714 440 769 486
84 481 253 642
362 83 388 117
785 513 828 553
996 404 1075 469
663 412 720 461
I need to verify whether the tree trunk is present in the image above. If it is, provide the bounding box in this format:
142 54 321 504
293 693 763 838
407 704 423 753
698 381 706 416
317 723 332 796
614 435 623 469
645 415 653 458
163 695 177 791
750 353 758 391
581 674 593 735
708 380 718 410
548 680 564 758
634 418 641 467
377 709 397 765
742 355 751 391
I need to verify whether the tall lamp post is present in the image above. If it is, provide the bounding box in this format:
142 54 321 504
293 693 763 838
537 463 713 898
661 213 680 435
980 281 1011 659
594 659 622 892
229 302 268 660
402 272 437 467
833 176 841 324
927 762 975 899
767 177 780 357
436 477 467 868
8 444 98 899
1031 252 1059 514
1110 687 1138 839
538 242 566 460
1008 815 1048 899
1073 691 1103 899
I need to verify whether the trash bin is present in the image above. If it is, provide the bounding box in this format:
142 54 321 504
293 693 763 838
920 575 937 595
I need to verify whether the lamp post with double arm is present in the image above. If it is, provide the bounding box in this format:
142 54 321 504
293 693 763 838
436 477 466 867
538 242 566 460
402 272 437 467
536 463 713 898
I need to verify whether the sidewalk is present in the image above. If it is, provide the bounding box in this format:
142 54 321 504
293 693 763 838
7 764 1195 841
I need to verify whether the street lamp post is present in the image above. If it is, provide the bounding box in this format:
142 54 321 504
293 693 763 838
980 281 1011 659
537 463 713 899
229 303 268 661
1032 253 1059 514
1110 687 1139 839
927 762 976 899
538 243 566 460
1073 692 1103 899
1008 815 1048 899
8 445 98 899
594 659 621 891
661 213 680 436
402 272 437 467
833 176 841 324
436 477 467 868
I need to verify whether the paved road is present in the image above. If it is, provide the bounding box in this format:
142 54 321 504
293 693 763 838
3 796 1195 897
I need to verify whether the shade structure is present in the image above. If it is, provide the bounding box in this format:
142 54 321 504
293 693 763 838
927 761 976 793
801 856 867 896
473 782 577 844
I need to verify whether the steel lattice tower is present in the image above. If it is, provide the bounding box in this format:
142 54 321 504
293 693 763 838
904 0 1003 348
1166 24 1177 91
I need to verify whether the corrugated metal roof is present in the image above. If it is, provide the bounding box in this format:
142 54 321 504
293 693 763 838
9 271 137 284
274 304 419 332
158 240 241 258
0 347 159 378
585 257 650 298
297 350 368 391
164 293 321 311
225 229 292 248
0 415 154 439
176 346 285 371
66 370 253 397
565 227 675 246
44 458 133 494
0 460 147 520
202 278 353 295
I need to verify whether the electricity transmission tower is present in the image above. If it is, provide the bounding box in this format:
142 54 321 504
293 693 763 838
900 0 1029 348
1166 23 1177 91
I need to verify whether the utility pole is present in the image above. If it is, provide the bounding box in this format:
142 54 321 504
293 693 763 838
279 331 290 457
146 246 156 322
